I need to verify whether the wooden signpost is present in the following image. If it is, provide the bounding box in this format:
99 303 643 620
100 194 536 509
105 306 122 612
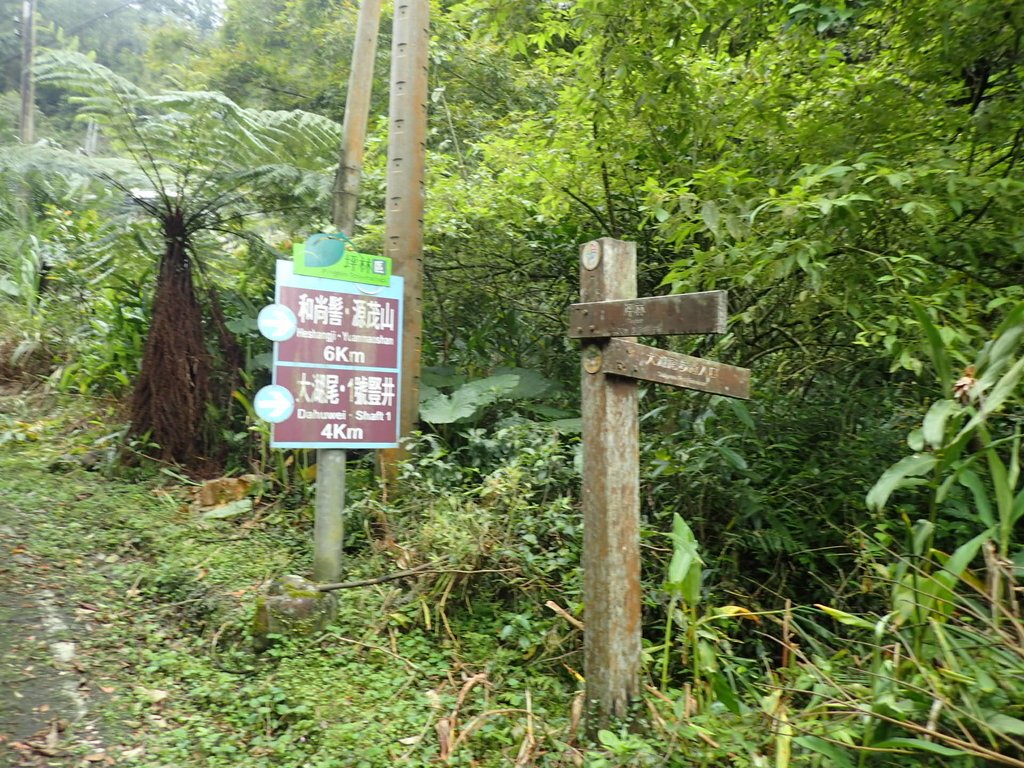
573 238 750 724
569 290 727 339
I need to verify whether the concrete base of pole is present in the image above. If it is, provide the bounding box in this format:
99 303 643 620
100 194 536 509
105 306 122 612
253 575 338 650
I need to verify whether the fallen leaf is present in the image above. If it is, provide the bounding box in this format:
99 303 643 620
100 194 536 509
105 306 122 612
200 498 253 520
120 746 145 759
135 687 169 704
99 685 116 694
83 753 107 762
24 721 62 757
45 720 59 748
197 476 252 507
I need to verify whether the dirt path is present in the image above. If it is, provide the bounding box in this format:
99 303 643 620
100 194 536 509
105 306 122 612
0 520 112 767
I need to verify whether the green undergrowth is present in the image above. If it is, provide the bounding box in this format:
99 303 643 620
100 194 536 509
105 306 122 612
0 393 588 766
4 382 1023 768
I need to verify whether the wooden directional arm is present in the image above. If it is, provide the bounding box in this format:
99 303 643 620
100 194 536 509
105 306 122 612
568 290 727 338
600 338 750 399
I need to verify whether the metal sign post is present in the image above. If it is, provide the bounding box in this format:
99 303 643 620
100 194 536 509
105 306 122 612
573 238 750 727
255 260 404 579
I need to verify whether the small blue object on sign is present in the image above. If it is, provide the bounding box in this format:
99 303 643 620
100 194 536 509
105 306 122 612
303 233 347 267
257 303 298 342
254 385 295 423
293 234 392 286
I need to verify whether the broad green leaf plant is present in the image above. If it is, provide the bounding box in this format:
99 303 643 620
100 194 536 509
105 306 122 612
808 300 1024 765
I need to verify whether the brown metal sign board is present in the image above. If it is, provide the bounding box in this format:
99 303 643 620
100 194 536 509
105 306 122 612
568 290 727 339
600 338 750 399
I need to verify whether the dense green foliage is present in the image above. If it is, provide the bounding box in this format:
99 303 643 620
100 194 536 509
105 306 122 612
1 0 1023 764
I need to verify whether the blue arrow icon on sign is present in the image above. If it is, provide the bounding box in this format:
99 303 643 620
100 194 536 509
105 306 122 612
253 385 295 423
257 304 298 342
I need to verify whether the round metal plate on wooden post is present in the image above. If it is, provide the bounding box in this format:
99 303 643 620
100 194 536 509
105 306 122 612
583 346 603 374
582 241 601 271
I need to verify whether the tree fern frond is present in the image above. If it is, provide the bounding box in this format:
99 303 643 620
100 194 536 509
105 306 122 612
24 47 343 261
250 109 344 160
34 49 145 102
0 143 146 192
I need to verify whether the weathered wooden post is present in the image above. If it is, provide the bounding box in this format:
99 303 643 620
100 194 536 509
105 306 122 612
19 0 35 146
571 238 751 728
577 238 641 721
379 0 430 478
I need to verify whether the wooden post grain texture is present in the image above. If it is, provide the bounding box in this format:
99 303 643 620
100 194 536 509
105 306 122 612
331 0 383 233
580 238 641 725
379 0 429 477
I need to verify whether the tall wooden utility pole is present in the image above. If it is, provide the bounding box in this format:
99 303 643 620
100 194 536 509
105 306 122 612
19 0 35 145
379 0 429 473
331 0 383 234
313 0 384 583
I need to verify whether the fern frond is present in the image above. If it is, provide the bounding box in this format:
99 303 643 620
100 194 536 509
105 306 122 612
23 47 344 257
0 143 146 194
34 49 145 102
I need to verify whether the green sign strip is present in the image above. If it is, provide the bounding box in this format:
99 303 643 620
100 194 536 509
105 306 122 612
292 233 392 286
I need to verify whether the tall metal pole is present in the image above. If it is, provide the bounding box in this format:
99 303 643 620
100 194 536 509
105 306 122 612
313 0 384 583
380 0 429 475
18 0 35 145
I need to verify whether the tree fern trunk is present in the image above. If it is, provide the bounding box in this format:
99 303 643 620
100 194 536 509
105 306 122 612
129 209 210 466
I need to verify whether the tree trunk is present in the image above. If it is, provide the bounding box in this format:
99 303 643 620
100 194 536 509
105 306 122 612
129 210 210 466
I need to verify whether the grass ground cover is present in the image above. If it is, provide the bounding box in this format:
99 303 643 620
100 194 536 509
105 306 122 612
0 392 584 767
